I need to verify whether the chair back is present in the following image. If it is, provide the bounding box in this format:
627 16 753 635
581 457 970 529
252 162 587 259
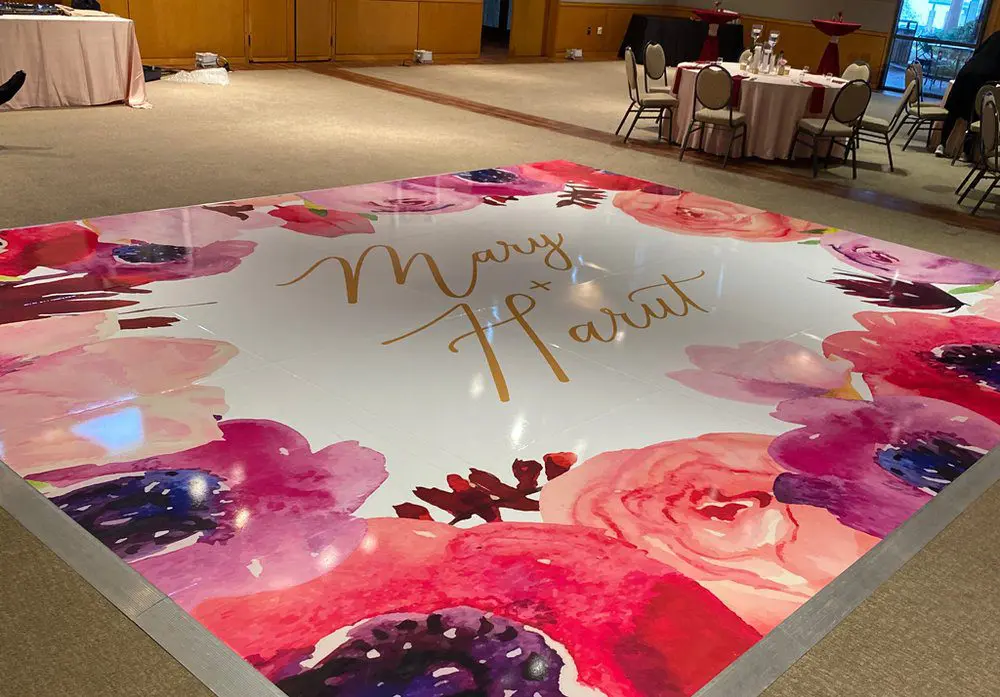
841 61 870 83
974 83 1000 118
831 80 872 127
644 43 666 83
695 64 733 111
888 81 915 129
739 49 752 63
905 62 925 115
981 93 999 173
624 47 640 102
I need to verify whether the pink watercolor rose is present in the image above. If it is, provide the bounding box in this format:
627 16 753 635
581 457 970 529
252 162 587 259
613 190 818 242
88 201 284 246
968 284 1000 321
668 340 854 404
540 433 878 633
0 311 235 475
299 181 482 215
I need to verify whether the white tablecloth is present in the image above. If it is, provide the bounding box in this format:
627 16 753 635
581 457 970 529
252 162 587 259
670 62 845 160
0 15 147 110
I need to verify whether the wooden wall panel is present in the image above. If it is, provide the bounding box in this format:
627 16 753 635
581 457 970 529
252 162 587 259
554 3 606 53
986 0 1000 38
417 1 483 55
555 3 889 71
248 0 295 61
738 16 888 84
296 0 335 60
129 0 247 64
510 0 548 56
100 0 130 17
335 0 418 57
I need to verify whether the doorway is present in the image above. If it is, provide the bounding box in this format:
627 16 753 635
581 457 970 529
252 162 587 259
482 0 513 56
883 0 994 97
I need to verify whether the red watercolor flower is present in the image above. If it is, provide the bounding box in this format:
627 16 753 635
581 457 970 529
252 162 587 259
267 205 375 237
825 311 1000 424
0 223 97 278
520 160 653 191
195 518 760 697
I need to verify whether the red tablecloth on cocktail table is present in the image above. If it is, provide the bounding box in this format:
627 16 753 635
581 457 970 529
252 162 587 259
812 19 862 76
693 8 740 61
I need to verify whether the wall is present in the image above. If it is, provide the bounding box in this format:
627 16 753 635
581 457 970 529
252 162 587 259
106 0 482 64
555 2 891 81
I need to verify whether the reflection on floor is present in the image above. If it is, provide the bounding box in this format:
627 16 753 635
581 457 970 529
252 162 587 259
3 162 999 696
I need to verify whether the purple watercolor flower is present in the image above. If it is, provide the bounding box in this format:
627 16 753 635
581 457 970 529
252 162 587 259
821 231 1000 285
299 181 482 215
667 340 853 404
34 419 387 609
408 167 566 197
769 396 1000 537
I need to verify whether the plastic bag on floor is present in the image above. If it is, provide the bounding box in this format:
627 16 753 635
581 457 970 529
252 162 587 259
163 68 230 86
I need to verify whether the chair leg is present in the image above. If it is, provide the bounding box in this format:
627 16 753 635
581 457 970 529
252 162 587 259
884 133 894 172
741 125 747 158
851 137 858 179
956 164 981 195
970 178 999 215
658 108 665 141
811 137 820 178
668 108 676 146
623 107 644 143
902 120 922 151
949 128 969 166
679 121 696 161
615 104 636 135
890 114 910 143
722 128 735 169
958 170 986 205
824 138 835 169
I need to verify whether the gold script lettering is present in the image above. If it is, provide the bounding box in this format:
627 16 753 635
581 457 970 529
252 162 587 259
569 271 708 343
278 234 571 303
383 293 569 403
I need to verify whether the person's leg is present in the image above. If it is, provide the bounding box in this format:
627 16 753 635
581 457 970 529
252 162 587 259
935 111 960 156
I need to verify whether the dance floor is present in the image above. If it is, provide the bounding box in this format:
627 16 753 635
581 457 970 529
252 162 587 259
2 161 1000 696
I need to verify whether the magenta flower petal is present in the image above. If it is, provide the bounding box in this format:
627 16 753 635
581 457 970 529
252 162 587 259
35 419 387 609
821 231 1000 285
407 166 566 197
668 340 852 404
769 396 1000 537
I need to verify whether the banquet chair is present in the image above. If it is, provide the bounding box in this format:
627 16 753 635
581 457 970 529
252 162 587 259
957 93 1000 215
789 79 871 179
616 47 678 144
678 65 746 168
857 81 914 172
841 61 871 83
739 49 752 64
643 43 672 94
898 62 948 151
950 83 1000 165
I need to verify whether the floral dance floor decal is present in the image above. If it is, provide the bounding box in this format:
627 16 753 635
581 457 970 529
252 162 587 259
3 161 1000 696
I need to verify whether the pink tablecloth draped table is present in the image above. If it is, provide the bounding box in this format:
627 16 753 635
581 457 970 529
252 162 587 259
0 15 147 110
670 62 846 160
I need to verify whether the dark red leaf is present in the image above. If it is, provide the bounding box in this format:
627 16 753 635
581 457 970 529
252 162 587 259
415 485 501 523
393 503 434 521
446 474 472 492
511 459 542 491
467 469 539 512
544 452 578 480
119 316 180 330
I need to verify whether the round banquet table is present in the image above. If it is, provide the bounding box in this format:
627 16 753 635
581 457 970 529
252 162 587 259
670 62 847 160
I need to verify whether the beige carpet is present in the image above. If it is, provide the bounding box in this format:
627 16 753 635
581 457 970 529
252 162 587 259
1 67 999 697
349 61 999 217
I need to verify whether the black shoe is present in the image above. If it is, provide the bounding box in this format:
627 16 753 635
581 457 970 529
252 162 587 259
0 71 26 106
